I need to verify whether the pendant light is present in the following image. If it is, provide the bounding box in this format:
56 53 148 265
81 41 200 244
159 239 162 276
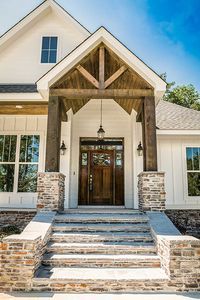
97 99 105 140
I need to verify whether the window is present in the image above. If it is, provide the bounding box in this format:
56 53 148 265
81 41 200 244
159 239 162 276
41 36 57 63
186 147 200 196
0 135 40 193
0 135 17 192
18 135 40 192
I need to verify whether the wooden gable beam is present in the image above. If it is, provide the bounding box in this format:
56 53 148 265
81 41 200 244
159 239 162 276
50 88 153 99
76 65 99 88
105 65 127 88
136 99 144 122
99 46 105 89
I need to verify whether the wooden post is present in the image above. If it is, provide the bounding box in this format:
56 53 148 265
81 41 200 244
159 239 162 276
142 96 158 171
45 96 62 172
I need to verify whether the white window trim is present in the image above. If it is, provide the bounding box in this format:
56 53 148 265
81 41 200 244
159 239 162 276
182 143 200 203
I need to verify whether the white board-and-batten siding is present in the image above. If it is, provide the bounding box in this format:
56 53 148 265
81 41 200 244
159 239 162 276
0 113 199 210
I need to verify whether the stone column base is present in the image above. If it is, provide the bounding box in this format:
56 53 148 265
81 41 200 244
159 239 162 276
138 172 166 211
37 172 65 211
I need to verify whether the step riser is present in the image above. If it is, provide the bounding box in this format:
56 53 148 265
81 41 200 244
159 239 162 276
50 236 153 243
42 260 160 268
52 227 150 233
46 247 157 255
32 280 168 292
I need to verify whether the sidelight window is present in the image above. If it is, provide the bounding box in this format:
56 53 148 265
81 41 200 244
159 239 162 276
186 147 200 196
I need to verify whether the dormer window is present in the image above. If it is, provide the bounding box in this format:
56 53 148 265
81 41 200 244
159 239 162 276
41 36 58 63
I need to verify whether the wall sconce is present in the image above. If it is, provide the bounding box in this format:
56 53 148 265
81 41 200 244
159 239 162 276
137 142 143 156
60 140 67 155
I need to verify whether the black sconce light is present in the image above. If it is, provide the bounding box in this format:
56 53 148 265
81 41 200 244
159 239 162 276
60 140 67 155
137 141 143 156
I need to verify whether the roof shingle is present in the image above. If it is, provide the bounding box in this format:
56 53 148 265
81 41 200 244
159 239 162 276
0 84 37 93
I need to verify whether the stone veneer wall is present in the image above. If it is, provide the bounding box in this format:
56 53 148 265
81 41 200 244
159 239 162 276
0 212 55 292
148 212 200 291
138 172 166 211
156 236 200 291
37 172 65 211
0 211 36 231
166 210 200 239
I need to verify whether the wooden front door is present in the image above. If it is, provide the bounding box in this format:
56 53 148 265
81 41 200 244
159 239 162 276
89 150 114 205
78 138 124 206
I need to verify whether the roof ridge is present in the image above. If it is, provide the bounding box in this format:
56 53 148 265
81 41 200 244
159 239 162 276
161 99 200 114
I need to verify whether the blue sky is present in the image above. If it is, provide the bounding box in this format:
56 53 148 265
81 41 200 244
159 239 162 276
0 0 200 90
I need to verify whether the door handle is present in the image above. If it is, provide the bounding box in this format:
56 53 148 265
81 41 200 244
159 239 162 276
89 174 93 191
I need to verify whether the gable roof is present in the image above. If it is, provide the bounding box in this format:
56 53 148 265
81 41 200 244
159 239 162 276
156 100 200 130
37 27 166 101
0 0 90 52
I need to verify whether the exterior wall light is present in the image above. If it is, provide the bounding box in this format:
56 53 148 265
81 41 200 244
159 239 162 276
60 140 67 155
137 142 143 156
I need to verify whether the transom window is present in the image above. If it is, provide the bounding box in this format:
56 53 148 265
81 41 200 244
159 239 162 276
0 135 40 193
186 147 200 197
41 36 58 63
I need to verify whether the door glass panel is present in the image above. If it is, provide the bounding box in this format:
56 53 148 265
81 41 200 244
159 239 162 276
81 152 88 166
18 164 38 192
93 153 111 166
0 164 15 192
116 152 122 166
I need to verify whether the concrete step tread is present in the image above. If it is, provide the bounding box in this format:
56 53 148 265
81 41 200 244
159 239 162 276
60 209 142 214
51 231 152 238
43 253 160 260
55 213 148 221
47 241 156 249
53 223 150 230
34 266 168 281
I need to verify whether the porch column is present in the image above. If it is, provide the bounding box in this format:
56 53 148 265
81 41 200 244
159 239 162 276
142 96 157 171
45 96 62 172
37 96 65 212
138 96 166 211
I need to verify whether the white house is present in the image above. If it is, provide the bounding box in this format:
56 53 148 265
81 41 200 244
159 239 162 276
0 0 199 215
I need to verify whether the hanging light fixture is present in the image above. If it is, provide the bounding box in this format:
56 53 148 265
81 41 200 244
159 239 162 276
97 99 105 140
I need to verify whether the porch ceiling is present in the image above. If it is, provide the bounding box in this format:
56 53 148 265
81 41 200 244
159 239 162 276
50 44 154 114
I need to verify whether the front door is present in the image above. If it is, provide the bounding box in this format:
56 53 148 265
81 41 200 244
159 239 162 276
78 138 124 206
89 150 113 205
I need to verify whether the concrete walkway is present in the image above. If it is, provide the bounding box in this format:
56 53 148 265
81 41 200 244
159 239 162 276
0 293 200 300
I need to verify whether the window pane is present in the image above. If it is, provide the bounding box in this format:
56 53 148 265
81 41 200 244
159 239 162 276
186 147 193 170
41 50 49 63
50 37 57 50
42 37 50 50
0 164 15 192
116 152 122 166
0 135 17 162
18 164 38 192
49 50 57 63
187 172 200 196
19 135 40 163
193 148 200 170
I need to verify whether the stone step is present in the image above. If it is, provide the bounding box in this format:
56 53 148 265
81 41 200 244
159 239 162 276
54 213 148 224
46 242 157 254
61 209 142 214
50 231 153 243
52 223 150 233
32 267 169 292
42 253 161 268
